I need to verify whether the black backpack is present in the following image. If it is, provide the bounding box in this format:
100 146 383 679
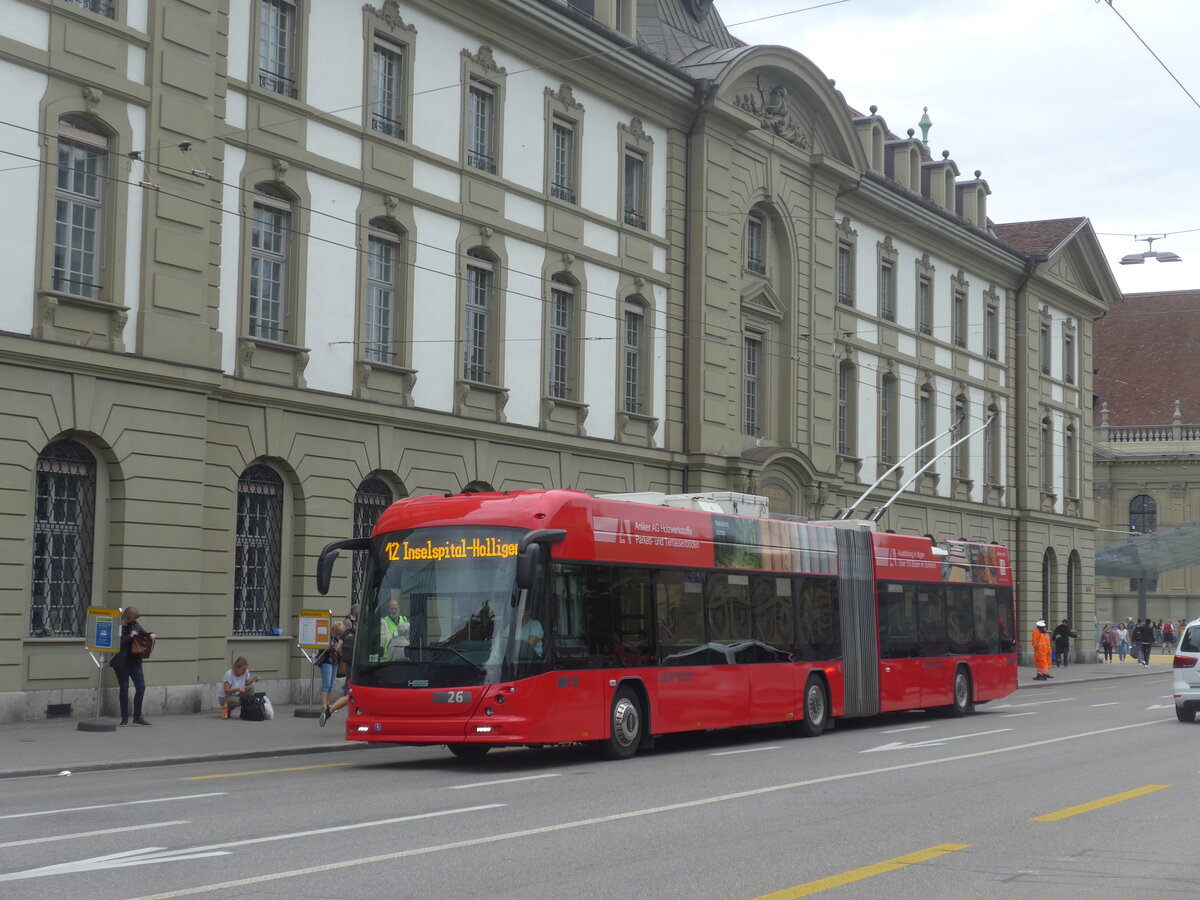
239 692 266 721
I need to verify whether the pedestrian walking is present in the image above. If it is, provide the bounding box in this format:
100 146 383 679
1100 623 1115 663
317 620 346 712
1162 620 1174 655
1032 620 1052 680
1134 617 1154 667
108 606 156 726
1116 623 1130 663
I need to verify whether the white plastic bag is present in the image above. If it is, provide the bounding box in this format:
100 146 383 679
262 696 274 720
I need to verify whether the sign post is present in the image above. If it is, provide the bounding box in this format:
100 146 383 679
80 607 121 732
295 609 332 718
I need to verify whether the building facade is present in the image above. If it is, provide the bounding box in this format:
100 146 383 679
1094 289 1200 626
0 0 1119 722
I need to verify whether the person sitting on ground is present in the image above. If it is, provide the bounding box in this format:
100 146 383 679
220 656 260 714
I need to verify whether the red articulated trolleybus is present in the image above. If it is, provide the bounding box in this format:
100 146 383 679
316 489 1016 760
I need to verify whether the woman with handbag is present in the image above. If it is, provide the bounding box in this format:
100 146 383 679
108 606 156 726
318 621 345 714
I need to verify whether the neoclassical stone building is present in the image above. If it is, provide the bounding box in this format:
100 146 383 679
0 0 1118 721
1094 289 1200 626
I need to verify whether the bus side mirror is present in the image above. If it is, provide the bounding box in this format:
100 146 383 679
514 529 565 594
515 545 540 592
316 538 371 595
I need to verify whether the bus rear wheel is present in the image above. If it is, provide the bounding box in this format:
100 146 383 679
447 742 491 760
797 675 828 737
949 667 974 717
601 687 643 760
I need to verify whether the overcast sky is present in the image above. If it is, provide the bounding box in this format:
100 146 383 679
724 0 1200 295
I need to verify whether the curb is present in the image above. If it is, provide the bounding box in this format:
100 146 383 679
0 739 378 780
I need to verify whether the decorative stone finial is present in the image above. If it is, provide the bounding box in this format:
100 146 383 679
974 169 982 178
942 149 950 160
869 104 877 114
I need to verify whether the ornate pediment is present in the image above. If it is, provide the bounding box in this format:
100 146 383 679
733 76 810 150
365 1 416 32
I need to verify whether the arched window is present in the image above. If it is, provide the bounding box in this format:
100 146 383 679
31 440 96 636
54 118 109 300
1041 547 1057 625
234 464 284 635
621 295 648 414
352 477 394 607
1041 416 1054 492
363 219 404 363
1129 494 1156 533
1067 551 1081 626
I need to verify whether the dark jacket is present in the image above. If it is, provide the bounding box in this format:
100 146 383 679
1051 624 1077 650
109 621 148 669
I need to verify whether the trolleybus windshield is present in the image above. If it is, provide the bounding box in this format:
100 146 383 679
352 526 548 689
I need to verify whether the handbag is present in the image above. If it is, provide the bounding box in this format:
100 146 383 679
131 633 155 659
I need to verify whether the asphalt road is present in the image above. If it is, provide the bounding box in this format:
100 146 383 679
1 672 1196 899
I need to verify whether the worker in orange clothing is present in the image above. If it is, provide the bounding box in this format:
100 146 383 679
1031 619 1053 681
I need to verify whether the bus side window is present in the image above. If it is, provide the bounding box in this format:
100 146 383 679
917 585 947 657
656 569 706 665
878 583 918 659
946 587 974 655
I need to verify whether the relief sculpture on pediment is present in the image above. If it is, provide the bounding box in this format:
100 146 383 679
733 76 810 150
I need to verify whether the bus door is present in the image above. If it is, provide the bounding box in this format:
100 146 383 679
877 583 922 710
916 584 951 707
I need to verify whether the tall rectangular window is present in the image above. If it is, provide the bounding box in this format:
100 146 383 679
880 376 897 464
984 412 998 485
837 362 854 456
364 231 398 362
952 291 966 347
953 396 968 478
918 277 932 335
623 306 644 414
743 334 761 437
1041 417 1053 491
918 387 933 465
53 122 107 300
1064 425 1077 497
1063 332 1075 384
258 0 298 98
985 305 998 359
549 282 573 398
249 194 290 342
623 149 646 229
467 81 496 173
1040 322 1052 374
746 214 765 274
550 118 576 203
463 257 493 382
370 37 405 139
837 244 853 305
879 261 895 321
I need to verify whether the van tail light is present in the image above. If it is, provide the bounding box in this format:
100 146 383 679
1173 655 1198 669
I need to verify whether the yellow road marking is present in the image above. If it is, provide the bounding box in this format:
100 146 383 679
1031 784 1169 822
182 762 352 780
750 843 970 899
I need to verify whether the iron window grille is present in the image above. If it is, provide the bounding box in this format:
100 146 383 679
234 465 283 635
467 82 497 173
352 478 392 607
30 440 96 637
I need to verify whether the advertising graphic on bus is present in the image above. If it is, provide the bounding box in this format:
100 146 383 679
316 489 1016 759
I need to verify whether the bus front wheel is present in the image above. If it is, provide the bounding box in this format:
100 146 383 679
797 675 828 737
949 667 974 717
602 687 643 760
447 742 491 760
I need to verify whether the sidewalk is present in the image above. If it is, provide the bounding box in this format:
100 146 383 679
0 701 364 779
0 654 1177 779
